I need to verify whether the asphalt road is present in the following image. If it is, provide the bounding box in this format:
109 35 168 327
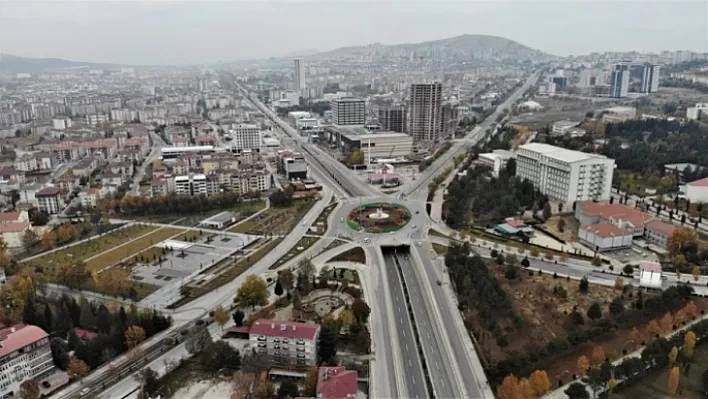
394 251 458 398
382 252 430 398
131 131 166 194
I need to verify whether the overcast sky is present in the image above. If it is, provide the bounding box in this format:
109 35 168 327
0 0 706 64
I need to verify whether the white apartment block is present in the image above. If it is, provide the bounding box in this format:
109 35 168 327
174 174 207 196
0 324 55 397
249 320 320 367
687 103 708 120
35 187 62 214
231 124 262 152
331 97 366 126
515 143 615 205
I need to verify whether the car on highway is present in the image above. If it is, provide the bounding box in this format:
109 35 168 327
340 217 344 223
437 280 442 286
417 242 422 247
80 388 91 396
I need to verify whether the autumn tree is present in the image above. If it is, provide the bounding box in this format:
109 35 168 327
19 379 40 399
647 319 661 337
254 381 276 399
692 265 701 281
529 370 551 395
338 309 355 329
96 268 133 296
125 325 146 349
591 345 606 366
683 331 696 359
234 275 269 309
496 375 522 399
608 377 617 393
669 346 679 365
213 305 229 330
630 327 642 347
667 227 698 256
684 302 698 319
519 378 534 399
67 357 89 379
673 254 687 272
660 312 674 333
41 231 55 250
303 366 318 397
0 274 35 324
667 366 680 396
614 277 624 291
21 229 39 253
351 298 371 324
577 355 590 377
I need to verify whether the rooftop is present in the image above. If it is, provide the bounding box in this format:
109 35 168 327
640 261 662 273
249 320 320 340
0 223 30 234
0 324 49 358
519 143 609 164
577 201 653 229
688 177 708 187
0 211 23 223
583 222 632 238
317 367 358 399
36 187 61 196
645 219 677 236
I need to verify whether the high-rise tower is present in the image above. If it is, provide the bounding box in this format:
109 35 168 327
408 82 443 143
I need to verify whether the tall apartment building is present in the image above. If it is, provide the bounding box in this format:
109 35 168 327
408 82 443 143
441 103 461 138
0 324 55 398
610 63 631 98
378 106 407 133
231 124 262 152
331 97 366 126
640 63 661 93
249 320 320 367
293 58 306 90
515 143 615 205
36 187 62 214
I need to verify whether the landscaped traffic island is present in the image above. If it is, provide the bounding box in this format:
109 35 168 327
346 202 411 233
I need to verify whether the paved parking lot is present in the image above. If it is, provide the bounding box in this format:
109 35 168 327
132 233 255 288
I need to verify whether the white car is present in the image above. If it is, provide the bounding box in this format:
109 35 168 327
80 388 91 397
417 242 422 247
302 222 307 226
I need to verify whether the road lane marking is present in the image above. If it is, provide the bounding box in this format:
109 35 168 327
436 361 440 369
409 359 412 367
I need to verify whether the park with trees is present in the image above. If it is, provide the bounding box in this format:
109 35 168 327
444 242 708 395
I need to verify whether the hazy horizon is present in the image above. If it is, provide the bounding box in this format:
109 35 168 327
0 0 706 65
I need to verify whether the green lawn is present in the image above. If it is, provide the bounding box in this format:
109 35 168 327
228 220 258 233
28 224 156 273
173 230 204 242
612 344 708 398
86 227 184 271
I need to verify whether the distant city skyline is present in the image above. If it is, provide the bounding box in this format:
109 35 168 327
0 1 705 65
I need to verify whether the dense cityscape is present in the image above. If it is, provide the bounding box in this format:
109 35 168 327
1 7 708 399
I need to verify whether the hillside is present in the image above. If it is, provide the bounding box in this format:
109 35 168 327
0 54 126 73
309 34 552 62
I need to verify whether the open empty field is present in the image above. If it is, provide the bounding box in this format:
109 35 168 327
28 224 156 272
86 227 184 271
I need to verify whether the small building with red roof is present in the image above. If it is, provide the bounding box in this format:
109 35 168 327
249 320 320 367
317 366 358 399
639 261 662 288
578 222 633 252
0 324 54 397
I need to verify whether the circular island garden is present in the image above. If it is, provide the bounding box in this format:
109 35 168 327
346 202 412 233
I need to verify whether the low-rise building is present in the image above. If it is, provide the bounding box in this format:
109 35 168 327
0 223 31 249
249 320 320 367
644 219 676 250
0 211 29 225
686 103 708 120
639 261 662 288
199 211 237 229
478 150 516 177
578 223 633 252
683 177 708 203
0 324 55 398
317 366 358 399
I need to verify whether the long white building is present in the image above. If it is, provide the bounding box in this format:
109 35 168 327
0 324 55 398
249 320 320 367
515 143 615 205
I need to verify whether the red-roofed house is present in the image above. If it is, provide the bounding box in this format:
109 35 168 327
249 320 320 366
575 201 653 237
684 177 708 203
0 324 55 397
578 223 633 252
317 367 358 399
0 210 29 225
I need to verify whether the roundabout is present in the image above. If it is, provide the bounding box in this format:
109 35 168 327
346 202 412 233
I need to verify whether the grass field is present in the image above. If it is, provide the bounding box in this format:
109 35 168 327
86 227 184 271
229 220 257 233
173 230 205 242
228 200 316 235
28 224 156 273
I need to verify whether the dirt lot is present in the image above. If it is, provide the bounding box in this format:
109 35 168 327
611 344 708 399
469 262 708 381
543 214 580 242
